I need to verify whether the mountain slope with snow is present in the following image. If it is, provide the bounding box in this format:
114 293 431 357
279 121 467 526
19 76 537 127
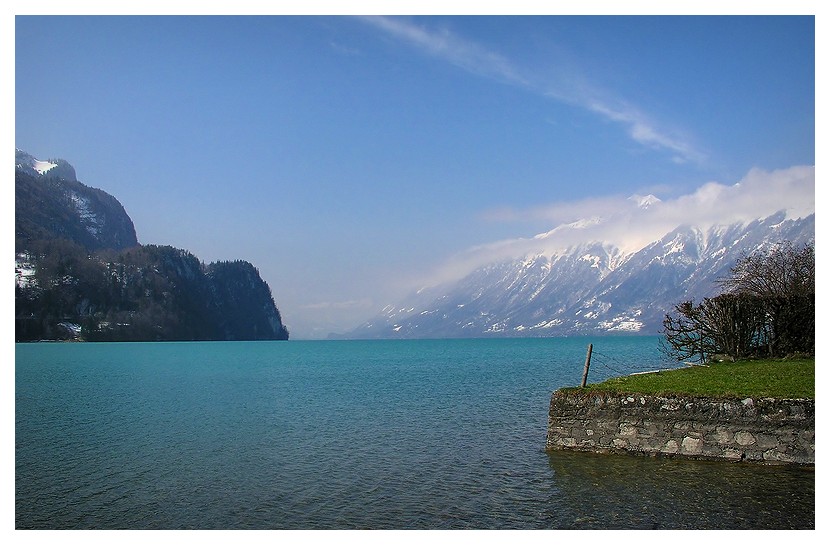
15 150 138 252
349 212 814 339
16 149 78 182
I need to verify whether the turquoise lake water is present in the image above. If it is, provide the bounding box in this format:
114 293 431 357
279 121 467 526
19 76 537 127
16 337 814 529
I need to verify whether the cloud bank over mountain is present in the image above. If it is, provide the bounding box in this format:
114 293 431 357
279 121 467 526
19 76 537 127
421 165 815 290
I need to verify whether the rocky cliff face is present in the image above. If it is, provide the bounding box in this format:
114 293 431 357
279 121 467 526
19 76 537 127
15 149 288 341
207 260 290 341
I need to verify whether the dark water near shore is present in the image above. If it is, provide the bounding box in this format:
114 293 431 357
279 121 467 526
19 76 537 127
16 337 814 529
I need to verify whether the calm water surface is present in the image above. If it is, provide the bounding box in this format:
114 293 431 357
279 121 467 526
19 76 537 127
16 337 814 529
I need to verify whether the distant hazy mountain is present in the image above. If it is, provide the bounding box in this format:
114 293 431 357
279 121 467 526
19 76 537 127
349 211 814 339
15 149 289 341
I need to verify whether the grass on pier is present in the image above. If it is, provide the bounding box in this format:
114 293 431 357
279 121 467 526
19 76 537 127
581 358 814 399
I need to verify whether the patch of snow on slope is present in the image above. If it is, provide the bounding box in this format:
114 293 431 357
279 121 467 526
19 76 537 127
485 322 506 333
15 254 37 288
69 191 101 236
664 236 687 255
600 316 644 332
531 319 562 329
580 254 602 268
33 159 58 175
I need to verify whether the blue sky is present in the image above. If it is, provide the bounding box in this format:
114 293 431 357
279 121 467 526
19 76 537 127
13 9 816 338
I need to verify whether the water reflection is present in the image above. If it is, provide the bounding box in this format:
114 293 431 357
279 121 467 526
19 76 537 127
546 449 814 529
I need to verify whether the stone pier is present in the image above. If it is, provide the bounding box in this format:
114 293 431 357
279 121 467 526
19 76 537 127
546 389 814 464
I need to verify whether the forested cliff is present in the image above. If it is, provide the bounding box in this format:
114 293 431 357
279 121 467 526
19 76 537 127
15 150 289 341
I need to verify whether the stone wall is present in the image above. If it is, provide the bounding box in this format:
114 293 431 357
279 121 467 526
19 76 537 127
546 389 814 464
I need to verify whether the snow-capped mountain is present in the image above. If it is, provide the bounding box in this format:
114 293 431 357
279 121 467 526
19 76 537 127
349 211 814 339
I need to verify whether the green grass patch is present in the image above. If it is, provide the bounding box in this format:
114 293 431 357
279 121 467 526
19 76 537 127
580 358 814 399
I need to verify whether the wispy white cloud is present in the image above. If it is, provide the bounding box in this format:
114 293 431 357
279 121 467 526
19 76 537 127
360 16 529 86
330 41 361 56
584 99 705 164
360 16 705 164
421 165 815 288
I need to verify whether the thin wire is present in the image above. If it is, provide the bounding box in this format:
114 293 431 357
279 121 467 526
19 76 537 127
589 353 629 376
590 349 678 377
592 349 669 370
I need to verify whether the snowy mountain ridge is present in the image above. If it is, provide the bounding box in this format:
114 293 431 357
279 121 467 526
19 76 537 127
348 211 814 339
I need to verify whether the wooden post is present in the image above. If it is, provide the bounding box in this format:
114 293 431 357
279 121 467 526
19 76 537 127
580 343 593 387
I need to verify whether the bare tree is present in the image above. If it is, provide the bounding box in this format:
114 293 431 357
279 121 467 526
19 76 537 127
661 294 767 363
720 242 814 356
721 242 815 299
662 242 814 362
